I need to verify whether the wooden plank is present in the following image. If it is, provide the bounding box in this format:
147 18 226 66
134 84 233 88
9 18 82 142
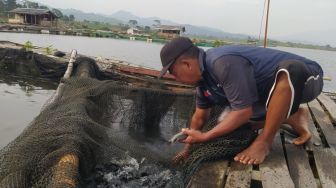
317 93 336 123
300 104 322 151
308 100 336 148
313 148 336 188
252 170 261 181
224 162 252 188
187 160 229 188
306 101 336 188
260 133 295 188
285 143 317 188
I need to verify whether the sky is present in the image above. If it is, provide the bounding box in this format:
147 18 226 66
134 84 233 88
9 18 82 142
32 0 336 45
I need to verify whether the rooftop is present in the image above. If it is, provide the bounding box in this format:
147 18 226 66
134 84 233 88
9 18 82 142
9 8 59 18
155 25 185 31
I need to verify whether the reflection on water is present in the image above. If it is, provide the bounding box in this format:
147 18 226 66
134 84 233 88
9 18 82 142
0 73 56 148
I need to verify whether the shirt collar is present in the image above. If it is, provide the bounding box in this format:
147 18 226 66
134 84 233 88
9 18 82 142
198 48 206 74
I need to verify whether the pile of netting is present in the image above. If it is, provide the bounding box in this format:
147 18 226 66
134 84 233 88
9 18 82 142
182 106 257 184
0 54 256 187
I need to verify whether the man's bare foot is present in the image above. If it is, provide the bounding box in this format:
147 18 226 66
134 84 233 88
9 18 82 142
172 144 191 164
285 107 311 145
234 140 271 165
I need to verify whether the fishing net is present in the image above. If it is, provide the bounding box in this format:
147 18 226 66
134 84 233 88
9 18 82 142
182 106 257 184
0 52 256 188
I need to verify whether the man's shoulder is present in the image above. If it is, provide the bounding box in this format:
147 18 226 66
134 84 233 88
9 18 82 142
212 54 250 65
210 55 251 80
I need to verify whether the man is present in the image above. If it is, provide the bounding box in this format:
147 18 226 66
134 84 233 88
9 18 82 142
159 37 323 165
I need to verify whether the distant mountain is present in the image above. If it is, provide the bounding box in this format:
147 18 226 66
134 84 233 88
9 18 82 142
110 10 250 39
184 25 249 39
60 9 250 40
109 10 177 26
60 9 122 25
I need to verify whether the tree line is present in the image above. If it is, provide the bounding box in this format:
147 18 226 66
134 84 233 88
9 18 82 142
0 0 75 22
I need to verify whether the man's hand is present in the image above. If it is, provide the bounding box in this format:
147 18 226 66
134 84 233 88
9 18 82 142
180 128 208 144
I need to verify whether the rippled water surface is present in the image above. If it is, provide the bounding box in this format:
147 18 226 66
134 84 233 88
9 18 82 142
1 32 335 92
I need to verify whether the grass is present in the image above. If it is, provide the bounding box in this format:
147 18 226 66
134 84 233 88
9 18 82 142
22 41 33 52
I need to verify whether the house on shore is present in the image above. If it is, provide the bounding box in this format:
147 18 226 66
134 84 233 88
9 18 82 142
127 27 141 35
155 25 186 39
8 8 59 27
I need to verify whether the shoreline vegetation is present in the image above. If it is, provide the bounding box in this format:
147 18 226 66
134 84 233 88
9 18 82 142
0 1 335 51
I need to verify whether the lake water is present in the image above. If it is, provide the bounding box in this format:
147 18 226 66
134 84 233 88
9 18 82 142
0 32 336 148
0 74 56 148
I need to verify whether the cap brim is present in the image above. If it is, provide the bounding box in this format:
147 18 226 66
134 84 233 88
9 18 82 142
158 60 174 78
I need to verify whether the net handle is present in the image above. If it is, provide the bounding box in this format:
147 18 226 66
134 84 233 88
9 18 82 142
63 50 77 79
51 154 79 187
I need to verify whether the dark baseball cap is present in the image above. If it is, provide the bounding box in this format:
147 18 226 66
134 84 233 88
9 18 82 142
159 37 194 78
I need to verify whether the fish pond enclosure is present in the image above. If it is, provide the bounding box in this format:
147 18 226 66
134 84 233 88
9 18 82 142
0 41 336 188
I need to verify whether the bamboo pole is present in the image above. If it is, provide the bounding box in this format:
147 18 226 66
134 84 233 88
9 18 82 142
63 50 77 79
49 50 79 187
40 50 77 111
50 154 79 187
263 0 271 48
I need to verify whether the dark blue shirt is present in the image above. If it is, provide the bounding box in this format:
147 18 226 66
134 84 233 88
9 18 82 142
196 45 323 119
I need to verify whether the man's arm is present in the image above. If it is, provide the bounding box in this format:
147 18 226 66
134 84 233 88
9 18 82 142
204 106 252 140
182 106 252 143
190 107 211 130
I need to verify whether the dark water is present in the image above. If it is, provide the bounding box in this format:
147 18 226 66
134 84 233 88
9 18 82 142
0 73 56 148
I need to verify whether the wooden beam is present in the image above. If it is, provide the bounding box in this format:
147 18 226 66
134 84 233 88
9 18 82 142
317 93 336 124
304 104 322 151
285 143 317 188
260 133 295 188
187 161 229 188
306 101 336 188
313 148 336 188
308 100 336 148
224 162 252 188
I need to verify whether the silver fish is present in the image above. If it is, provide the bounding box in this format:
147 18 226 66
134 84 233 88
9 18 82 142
168 131 188 144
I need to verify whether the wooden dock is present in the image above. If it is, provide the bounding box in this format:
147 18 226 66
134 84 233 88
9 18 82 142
188 92 336 188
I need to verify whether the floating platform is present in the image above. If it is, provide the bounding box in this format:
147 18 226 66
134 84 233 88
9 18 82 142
188 92 336 188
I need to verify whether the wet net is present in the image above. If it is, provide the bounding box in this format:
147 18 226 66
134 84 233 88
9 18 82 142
182 107 257 184
0 53 256 188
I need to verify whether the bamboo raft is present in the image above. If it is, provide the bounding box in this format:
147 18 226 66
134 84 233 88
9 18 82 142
188 92 336 188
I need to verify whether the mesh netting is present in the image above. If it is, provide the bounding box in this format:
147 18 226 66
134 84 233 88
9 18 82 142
182 106 257 184
0 54 256 187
